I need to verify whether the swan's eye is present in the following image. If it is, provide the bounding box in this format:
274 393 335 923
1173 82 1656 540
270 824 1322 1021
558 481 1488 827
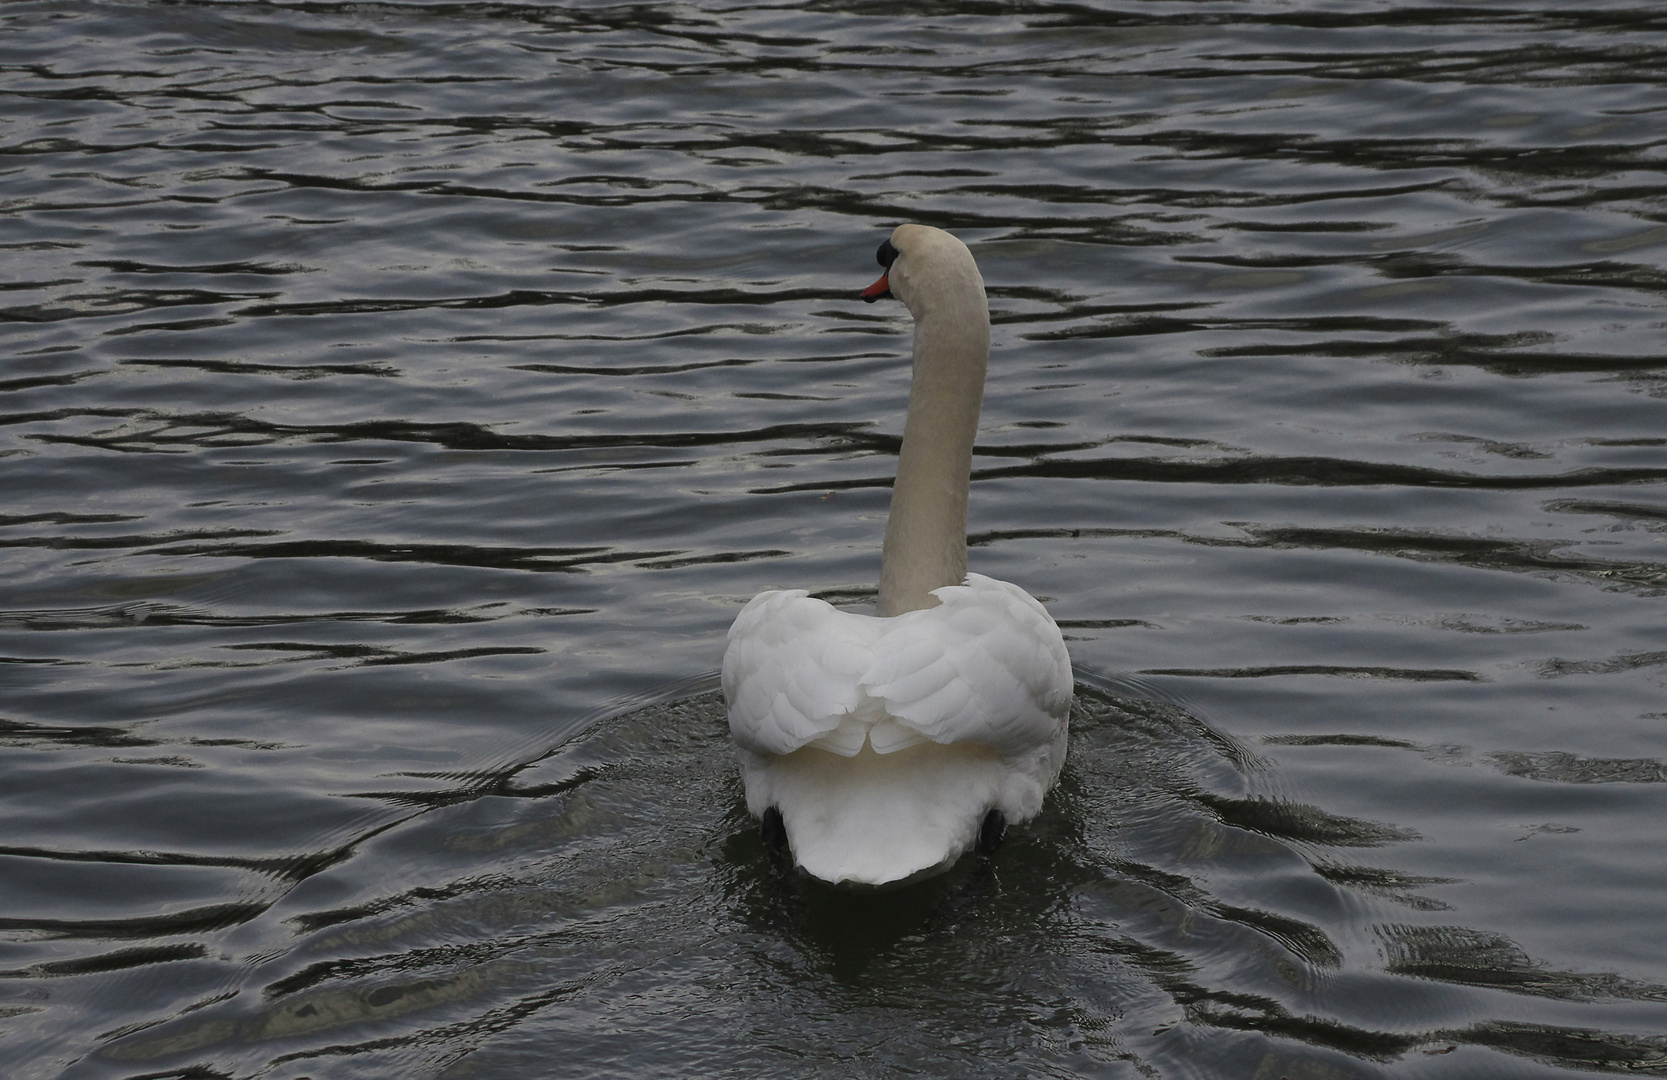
876 239 899 269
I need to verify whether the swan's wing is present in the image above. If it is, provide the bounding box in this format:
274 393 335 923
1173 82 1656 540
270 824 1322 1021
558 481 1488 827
721 590 879 757
863 574 1072 757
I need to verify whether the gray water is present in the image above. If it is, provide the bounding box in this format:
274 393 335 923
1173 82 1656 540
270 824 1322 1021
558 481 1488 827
3 2 1667 1077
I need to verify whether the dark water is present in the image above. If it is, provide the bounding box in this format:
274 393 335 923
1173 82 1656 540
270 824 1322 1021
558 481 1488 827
4 1 1667 1076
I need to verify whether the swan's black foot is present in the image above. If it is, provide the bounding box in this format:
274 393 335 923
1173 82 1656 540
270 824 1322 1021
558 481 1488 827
977 808 1006 855
760 806 787 854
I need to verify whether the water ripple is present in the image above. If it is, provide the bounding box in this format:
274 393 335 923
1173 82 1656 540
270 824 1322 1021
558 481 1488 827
2 1 1666 1077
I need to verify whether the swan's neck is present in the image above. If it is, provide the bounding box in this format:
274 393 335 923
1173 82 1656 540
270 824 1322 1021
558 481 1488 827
877 295 989 617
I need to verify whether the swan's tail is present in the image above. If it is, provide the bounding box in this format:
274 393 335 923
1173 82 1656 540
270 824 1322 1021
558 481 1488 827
751 741 1006 885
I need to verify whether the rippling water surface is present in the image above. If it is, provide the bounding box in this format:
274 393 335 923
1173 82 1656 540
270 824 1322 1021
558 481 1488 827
4 2 1667 1076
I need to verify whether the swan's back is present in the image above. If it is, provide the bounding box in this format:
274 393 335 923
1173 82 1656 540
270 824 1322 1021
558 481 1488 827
723 575 1071 885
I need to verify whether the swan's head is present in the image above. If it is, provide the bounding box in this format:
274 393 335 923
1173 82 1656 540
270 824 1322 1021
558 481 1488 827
860 224 985 321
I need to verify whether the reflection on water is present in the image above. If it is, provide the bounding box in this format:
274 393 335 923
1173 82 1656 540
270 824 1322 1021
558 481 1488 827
3 0 1667 1076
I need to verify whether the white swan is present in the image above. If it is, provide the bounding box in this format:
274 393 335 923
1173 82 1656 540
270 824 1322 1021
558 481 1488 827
721 225 1073 886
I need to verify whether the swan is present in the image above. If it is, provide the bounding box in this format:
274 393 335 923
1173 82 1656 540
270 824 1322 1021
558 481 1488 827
721 224 1073 886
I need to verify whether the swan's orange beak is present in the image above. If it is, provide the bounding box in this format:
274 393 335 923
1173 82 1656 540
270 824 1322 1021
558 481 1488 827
861 272 891 302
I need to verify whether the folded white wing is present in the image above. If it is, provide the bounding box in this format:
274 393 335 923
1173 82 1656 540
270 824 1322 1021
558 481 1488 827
721 590 883 758
864 574 1073 756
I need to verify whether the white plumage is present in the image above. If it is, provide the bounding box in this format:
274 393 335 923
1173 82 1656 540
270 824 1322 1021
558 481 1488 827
722 225 1073 885
723 575 1071 884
